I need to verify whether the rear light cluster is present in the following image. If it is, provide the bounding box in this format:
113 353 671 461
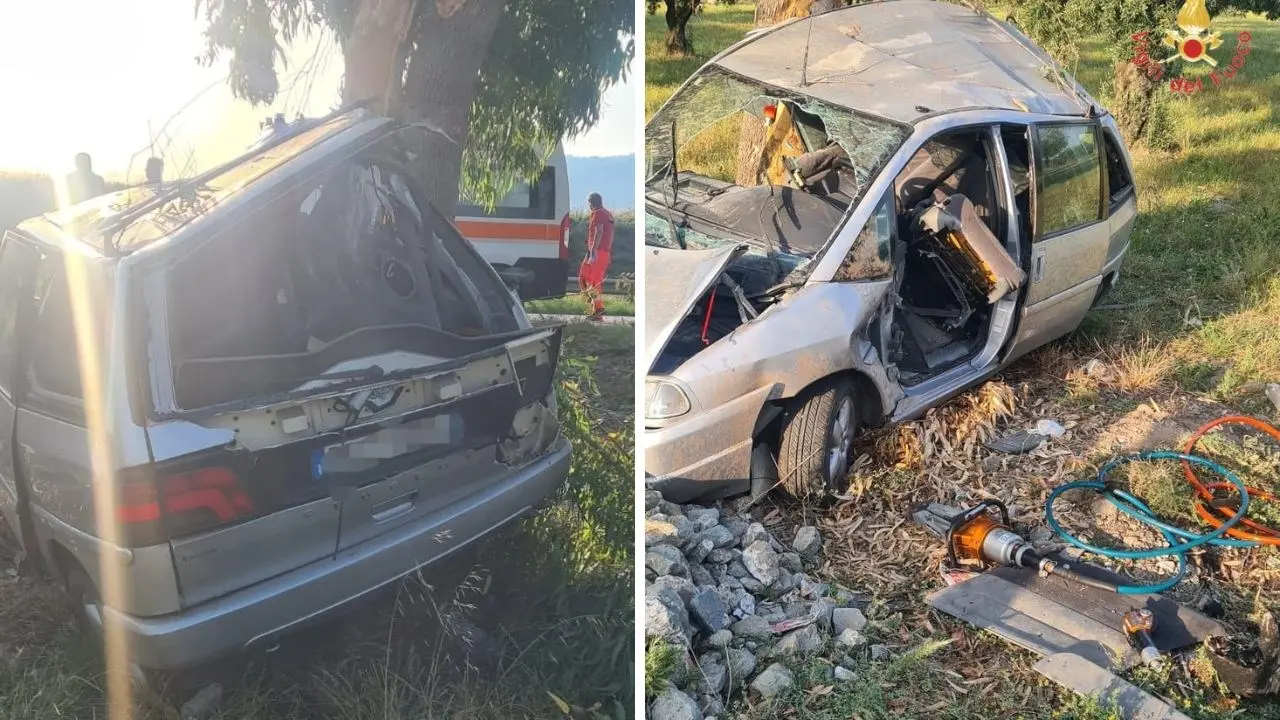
116 466 255 545
559 213 571 260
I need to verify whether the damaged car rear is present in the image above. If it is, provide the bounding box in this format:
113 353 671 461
644 0 1136 502
0 107 569 672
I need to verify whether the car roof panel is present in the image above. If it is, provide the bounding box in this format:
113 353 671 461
715 0 1094 123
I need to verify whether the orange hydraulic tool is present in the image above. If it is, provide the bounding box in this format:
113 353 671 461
1122 608 1162 666
911 500 1119 592
1181 416 1280 546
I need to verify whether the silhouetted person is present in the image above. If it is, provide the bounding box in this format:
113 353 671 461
66 153 107 205
145 157 164 187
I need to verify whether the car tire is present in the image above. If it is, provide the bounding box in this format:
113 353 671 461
65 565 157 689
777 378 860 499
65 565 103 636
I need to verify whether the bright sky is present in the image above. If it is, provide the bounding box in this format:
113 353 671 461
0 0 634 182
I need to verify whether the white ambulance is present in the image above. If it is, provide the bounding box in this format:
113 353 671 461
456 144 572 300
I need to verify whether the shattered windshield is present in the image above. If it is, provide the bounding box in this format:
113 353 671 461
647 66 907 196
645 65 908 276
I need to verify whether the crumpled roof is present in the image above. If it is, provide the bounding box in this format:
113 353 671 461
27 110 386 255
715 0 1096 123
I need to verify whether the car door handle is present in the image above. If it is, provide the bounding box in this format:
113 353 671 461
371 491 418 523
1032 252 1046 282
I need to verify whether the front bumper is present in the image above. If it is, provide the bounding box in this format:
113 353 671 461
644 384 775 502
104 437 571 670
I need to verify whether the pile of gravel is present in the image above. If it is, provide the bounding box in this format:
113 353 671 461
645 491 888 719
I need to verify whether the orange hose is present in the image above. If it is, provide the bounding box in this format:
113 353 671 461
1181 415 1280 545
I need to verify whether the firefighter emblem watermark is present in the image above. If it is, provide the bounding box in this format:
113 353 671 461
1129 0 1253 95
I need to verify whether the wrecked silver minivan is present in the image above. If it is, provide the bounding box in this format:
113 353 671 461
0 108 569 671
644 0 1136 501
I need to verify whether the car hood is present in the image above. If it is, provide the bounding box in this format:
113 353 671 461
645 243 747 374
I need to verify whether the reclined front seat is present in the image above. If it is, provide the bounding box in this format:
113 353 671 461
914 193 1026 305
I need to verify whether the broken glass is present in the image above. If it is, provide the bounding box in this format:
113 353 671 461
645 66 909 287
645 213 811 287
646 66 907 195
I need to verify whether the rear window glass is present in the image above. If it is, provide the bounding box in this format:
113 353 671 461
1034 123 1102 237
1103 129 1133 204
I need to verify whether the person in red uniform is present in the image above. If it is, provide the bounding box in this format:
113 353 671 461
579 192 614 320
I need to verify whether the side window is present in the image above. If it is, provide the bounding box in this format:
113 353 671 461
30 270 85 399
833 190 893 282
457 166 556 220
1033 123 1103 238
1102 129 1134 205
0 235 40 396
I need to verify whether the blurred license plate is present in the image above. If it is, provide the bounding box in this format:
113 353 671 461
310 413 461 479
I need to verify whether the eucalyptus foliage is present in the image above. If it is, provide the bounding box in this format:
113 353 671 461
194 0 633 211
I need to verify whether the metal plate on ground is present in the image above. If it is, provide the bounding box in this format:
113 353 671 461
1034 652 1193 720
926 561 1225 670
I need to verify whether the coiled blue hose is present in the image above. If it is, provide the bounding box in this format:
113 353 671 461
1045 451 1258 594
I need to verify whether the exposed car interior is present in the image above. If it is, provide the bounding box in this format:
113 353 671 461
654 99 860 283
649 101 863 375
167 144 519 409
887 130 1026 384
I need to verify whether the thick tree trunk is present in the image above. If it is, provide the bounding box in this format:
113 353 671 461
664 0 694 55
343 0 419 113
340 0 505 219
1111 59 1158 146
754 0 840 26
398 0 505 219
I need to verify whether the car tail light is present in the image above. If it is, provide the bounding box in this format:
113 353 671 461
559 213 571 260
161 467 253 522
116 466 254 543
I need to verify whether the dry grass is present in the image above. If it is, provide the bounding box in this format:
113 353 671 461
863 382 1020 473
1110 340 1178 392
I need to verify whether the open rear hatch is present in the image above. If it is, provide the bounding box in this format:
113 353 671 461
120 119 565 607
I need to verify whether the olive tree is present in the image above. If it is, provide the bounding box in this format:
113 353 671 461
1009 0 1279 148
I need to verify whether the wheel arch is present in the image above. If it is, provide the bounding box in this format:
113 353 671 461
751 367 888 452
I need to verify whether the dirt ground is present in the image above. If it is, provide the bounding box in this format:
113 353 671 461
751 342 1280 719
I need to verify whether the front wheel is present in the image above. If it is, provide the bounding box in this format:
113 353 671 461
776 378 860 499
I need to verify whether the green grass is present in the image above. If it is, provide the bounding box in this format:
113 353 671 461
0 324 635 720
526 294 636 316
646 3 1280 718
644 2 756 119
1071 15 1280 405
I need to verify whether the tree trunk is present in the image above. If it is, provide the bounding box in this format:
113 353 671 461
736 0 839 185
754 0 840 26
343 0 419 113
398 0 506 219
665 0 694 55
1111 59 1158 145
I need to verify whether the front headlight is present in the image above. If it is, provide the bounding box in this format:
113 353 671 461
645 380 691 420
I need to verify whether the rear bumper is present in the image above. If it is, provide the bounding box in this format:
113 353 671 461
105 437 571 670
